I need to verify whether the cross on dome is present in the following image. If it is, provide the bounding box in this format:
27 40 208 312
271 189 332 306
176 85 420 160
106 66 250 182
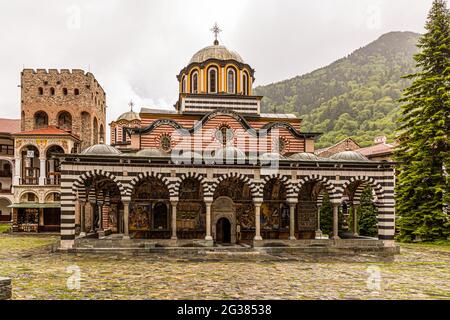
210 23 222 45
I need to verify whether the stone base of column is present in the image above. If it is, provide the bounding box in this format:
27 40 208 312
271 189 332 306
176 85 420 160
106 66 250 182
353 232 359 237
332 235 340 240
79 232 86 237
315 230 323 239
204 235 213 241
171 236 177 240
289 236 296 240
253 235 263 241
122 235 130 240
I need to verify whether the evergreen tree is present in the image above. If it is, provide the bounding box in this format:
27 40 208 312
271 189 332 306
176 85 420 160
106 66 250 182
396 0 450 242
319 193 333 236
358 187 378 237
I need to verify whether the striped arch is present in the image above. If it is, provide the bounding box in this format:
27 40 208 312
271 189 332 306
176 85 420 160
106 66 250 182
173 172 208 198
71 170 126 198
126 171 174 197
294 174 338 201
340 176 385 203
261 174 294 198
208 172 259 199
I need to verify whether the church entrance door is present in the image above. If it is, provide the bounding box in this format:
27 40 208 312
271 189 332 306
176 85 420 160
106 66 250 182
211 196 236 244
216 217 231 244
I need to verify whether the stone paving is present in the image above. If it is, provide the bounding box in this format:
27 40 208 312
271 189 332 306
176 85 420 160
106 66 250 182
0 234 449 300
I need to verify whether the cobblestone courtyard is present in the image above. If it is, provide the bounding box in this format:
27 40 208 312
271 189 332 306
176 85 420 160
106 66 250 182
0 234 449 300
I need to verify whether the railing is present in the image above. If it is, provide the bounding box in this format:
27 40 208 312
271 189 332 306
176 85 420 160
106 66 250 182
46 173 61 185
0 170 12 177
20 167 39 185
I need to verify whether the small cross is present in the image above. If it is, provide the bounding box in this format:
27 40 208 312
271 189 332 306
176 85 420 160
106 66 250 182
210 23 222 42
129 100 134 112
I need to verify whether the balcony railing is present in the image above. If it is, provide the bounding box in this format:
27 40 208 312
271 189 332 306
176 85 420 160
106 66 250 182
46 173 61 185
0 170 12 177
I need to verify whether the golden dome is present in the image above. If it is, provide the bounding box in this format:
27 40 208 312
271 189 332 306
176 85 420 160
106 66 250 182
189 43 244 65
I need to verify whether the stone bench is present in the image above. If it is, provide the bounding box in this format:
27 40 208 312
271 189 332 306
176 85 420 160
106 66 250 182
0 277 11 300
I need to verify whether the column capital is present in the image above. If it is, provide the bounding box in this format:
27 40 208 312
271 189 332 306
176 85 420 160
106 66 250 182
287 198 298 205
170 200 178 206
204 197 213 204
253 198 263 205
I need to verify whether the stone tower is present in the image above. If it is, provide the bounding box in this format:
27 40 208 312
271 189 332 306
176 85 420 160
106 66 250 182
20 69 107 150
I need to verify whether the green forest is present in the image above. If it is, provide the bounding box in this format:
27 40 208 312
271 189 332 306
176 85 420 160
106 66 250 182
254 31 420 148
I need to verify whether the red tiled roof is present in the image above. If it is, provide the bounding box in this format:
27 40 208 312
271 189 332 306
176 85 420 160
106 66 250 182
0 118 21 134
13 126 80 140
357 143 394 156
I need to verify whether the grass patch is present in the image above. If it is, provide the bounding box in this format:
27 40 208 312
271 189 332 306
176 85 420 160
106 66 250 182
0 224 11 233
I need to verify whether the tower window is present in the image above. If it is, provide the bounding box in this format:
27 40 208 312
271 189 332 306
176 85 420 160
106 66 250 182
74 88 80 95
63 88 68 95
191 72 198 94
50 88 55 95
58 111 72 132
227 69 236 94
181 75 187 93
122 127 127 143
34 111 48 129
38 87 43 95
243 72 249 95
208 68 218 93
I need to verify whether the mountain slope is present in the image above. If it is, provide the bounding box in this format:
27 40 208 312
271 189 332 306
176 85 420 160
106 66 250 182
254 31 420 148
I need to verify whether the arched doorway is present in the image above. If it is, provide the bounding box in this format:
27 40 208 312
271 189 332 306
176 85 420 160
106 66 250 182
213 177 254 243
211 196 237 244
153 202 168 230
216 217 231 244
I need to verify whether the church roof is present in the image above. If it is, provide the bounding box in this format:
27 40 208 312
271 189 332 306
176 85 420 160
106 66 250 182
189 43 244 65
81 144 122 156
0 118 20 134
117 111 141 122
329 150 370 162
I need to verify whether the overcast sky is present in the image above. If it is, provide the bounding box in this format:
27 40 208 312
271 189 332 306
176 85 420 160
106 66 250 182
0 0 433 125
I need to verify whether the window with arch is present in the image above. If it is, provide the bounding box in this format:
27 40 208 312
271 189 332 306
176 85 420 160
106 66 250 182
122 127 127 143
38 87 43 95
191 71 199 93
50 87 55 96
181 75 187 93
34 111 48 129
215 124 234 146
114 127 118 144
57 111 72 132
242 72 249 95
93 117 99 144
227 68 236 94
63 88 68 96
74 88 80 95
208 67 218 93
99 124 105 143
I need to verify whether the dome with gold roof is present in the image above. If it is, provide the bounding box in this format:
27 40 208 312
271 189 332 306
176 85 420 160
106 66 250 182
189 44 244 65
177 24 254 96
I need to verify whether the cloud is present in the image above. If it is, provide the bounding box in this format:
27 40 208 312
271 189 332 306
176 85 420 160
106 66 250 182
0 0 431 125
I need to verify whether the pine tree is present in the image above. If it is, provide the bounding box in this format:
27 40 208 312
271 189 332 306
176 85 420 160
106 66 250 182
358 187 378 237
396 0 450 242
319 193 333 236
